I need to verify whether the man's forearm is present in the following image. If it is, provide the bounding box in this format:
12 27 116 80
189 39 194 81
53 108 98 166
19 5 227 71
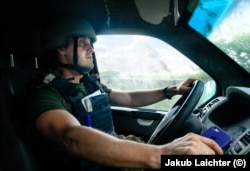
63 125 162 169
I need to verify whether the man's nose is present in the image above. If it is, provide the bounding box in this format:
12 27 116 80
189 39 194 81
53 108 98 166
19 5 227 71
89 45 94 53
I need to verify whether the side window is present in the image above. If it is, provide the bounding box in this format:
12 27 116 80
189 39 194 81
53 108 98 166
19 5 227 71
94 35 215 111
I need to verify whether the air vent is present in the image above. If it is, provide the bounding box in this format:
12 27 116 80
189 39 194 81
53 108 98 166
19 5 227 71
239 131 250 147
226 128 250 155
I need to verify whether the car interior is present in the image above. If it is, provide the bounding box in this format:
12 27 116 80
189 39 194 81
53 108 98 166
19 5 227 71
1 0 250 171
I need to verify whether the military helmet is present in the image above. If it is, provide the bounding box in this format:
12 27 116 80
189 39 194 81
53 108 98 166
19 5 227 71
40 16 96 53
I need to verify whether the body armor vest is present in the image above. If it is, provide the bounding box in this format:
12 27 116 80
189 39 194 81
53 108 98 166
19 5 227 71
38 72 117 171
41 73 116 135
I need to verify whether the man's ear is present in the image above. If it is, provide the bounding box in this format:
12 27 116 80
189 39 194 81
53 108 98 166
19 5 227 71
57 48 65 55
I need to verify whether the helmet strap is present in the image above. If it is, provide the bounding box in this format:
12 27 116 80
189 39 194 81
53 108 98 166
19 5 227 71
73 36 78 65
57 62 91 75
56 36 91 74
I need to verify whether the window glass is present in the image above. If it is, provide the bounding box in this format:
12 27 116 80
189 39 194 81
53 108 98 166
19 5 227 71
94 35 215 111
188 0 250 74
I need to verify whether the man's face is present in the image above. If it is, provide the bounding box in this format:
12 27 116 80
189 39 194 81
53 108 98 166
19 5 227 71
62 37 94 70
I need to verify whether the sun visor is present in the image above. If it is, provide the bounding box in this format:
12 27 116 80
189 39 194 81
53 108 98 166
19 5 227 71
134 0 171 25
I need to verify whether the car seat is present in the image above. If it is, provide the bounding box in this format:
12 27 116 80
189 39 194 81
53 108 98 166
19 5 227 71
0 66 42 171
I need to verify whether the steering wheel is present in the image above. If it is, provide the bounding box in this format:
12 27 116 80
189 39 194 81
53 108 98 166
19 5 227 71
147 80 204 145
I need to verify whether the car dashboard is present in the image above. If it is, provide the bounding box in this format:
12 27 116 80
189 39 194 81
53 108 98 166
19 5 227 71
198 86 250 155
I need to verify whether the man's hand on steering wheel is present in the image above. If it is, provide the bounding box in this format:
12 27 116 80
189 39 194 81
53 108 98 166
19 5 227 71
167 78 198 97
148 78 204 145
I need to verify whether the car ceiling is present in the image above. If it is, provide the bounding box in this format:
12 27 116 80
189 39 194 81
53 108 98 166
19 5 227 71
1 0 190 65
1 0 250 91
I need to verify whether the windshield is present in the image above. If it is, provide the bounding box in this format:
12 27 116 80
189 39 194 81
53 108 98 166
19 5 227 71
188 0 250 74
